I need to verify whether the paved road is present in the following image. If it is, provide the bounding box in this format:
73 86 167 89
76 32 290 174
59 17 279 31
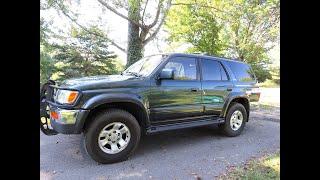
40 111 279 180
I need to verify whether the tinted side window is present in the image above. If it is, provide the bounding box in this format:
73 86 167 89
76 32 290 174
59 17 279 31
164 57 197 80
201 59 229 81
226 61 255 82
201 59 220 80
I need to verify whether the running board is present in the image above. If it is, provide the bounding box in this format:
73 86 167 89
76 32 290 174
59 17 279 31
146 117 225 134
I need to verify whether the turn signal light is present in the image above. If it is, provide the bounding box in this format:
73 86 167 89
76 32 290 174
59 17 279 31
67 91 79 104
50 111 59 120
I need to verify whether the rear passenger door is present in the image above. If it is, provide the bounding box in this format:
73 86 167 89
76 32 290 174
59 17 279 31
200 58 234 116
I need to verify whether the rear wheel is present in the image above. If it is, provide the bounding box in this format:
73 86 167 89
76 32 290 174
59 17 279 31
220 102 247 137
84 109 141 164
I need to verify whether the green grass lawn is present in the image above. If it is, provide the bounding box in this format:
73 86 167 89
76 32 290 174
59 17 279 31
258 79 280 88
218 151 280 180
251 102 278 110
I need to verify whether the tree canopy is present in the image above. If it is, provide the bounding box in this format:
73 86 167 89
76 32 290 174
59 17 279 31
166 0 280 82
40 18 122 83
52 26 118 79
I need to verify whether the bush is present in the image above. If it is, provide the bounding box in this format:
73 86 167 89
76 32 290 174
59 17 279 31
258 79 280 88
251 64 272 83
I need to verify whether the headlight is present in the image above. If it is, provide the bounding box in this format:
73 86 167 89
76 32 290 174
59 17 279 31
54 89 79 104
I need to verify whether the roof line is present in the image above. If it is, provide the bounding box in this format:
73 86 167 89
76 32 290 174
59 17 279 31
144 52 247 63
166 53 245 63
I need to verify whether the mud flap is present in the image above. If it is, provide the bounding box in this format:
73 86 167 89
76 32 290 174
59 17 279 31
40 80 58 136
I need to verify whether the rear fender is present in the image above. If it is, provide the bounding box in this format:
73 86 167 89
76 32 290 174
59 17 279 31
221 92 249 118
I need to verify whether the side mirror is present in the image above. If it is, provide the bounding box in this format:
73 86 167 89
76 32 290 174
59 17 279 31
159 68 174 80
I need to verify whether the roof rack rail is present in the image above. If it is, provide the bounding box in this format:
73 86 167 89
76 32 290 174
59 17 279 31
192 52 211 55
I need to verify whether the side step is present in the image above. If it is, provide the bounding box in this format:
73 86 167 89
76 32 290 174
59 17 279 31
146 117 225 134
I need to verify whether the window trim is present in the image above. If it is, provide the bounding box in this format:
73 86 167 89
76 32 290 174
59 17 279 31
199 58 231 82
219 61 230 81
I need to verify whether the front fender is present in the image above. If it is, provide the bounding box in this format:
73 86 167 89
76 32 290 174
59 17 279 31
81 93 150 127
220 92 249 118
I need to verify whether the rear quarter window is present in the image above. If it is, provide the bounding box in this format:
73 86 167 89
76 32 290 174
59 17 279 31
226 61 256 82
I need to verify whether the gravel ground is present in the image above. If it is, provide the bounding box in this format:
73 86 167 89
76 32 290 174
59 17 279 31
251 87 280 123
40 88 280 180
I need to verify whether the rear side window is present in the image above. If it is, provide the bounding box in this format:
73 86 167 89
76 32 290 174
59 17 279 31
226 61 255 82
201 59 229 81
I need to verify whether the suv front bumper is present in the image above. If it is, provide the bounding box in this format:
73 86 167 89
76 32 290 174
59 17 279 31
49 106 90 134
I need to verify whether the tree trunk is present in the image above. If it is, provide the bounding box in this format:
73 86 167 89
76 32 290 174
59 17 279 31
127 0 143 67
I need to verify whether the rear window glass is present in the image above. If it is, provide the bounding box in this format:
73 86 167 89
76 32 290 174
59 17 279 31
226 61 255 82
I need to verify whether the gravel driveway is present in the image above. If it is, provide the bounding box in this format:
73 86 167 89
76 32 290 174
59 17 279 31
40 88 280 180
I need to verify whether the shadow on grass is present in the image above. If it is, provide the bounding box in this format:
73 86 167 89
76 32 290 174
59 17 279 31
218 151 280 180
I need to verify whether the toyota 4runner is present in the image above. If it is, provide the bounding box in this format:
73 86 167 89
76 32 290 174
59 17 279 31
40 53 260 164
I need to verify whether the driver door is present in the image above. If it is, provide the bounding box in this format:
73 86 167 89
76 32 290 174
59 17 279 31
149 56 203 123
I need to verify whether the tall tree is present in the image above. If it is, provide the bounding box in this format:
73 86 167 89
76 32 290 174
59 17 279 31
127 0 143 66
52 26 118 80
98 0 173 66
40 18 56 84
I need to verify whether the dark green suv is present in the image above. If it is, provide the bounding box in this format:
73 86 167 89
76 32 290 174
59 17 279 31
40 53 260 163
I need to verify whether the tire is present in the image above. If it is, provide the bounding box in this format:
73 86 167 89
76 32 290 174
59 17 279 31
220 102 247 137
84 108 141 164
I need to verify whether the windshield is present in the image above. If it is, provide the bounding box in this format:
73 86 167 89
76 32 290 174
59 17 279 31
123 55 165 77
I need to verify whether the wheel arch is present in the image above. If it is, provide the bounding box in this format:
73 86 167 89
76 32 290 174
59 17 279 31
221 93 250 121
81 94 150 133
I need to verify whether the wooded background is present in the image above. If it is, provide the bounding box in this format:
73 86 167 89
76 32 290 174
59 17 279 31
40 0 279 85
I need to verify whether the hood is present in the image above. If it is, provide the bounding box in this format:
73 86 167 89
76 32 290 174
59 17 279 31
58 75 142 90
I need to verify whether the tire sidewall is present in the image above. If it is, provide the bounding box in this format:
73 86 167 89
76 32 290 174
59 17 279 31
223 103 247 137
85 109 141 164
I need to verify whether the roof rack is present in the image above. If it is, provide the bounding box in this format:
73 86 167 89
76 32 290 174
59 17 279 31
189 53 245 62
192 52 211 56
156 52 245 63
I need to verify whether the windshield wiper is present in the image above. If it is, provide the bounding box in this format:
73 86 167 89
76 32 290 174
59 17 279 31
124 71 142 77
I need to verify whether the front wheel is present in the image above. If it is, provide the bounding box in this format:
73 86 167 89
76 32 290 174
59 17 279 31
220 103 247 137
84 109 141 164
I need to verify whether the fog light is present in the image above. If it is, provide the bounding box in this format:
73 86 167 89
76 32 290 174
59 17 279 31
41 117 47 124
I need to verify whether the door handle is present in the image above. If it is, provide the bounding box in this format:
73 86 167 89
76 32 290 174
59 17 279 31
215 85 232 91
190 88 198 92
